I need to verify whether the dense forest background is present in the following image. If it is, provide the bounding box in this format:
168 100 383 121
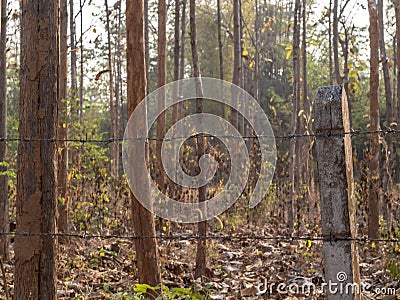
0 0 399 298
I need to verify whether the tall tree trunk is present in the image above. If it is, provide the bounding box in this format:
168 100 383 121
333 0 342 84
340 25 351 124
190 0 207 279
15 0 59 297
301 0 309 201
394 0 400 182
126 0 162 295
0 0 9 261
157 0 167 194
172 0 180 123
79 0 84 125
145 0 150 94
254 0 260 102
70 0 77 106
105 0 118 178
58 0 69 239
217 0 225 117
231 0 241 129
179 0 187 117
329 0 333 85
367 0 380 240
289 0 301 234
378 0 393 228
115 1 123 168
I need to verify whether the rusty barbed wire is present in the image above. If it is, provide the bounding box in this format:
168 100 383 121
0 128 399 143
0 231 398 244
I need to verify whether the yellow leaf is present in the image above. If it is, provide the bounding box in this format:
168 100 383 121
242 49 249 57
286 49 292 60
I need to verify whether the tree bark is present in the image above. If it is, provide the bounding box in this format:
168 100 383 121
145 0 150 95
157 0 167 195
329 0 333 85
378 0 393 227
105 0 118 178
394 0 400 186
172 0 180 123
126 0 162 295
288 0 301 234
254 0 260 102
15 0 59 298
57 0 69 239
367 0 380 240
115 0 123 163
79 0 84 124
217 0 225 117
231 0 241 129
300 0 308 186
190 0 207 279
70 0 77 102
0 0 9 261
333 0 342 84
179 0 187 117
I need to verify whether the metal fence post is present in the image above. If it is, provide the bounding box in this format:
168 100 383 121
314 86 361 300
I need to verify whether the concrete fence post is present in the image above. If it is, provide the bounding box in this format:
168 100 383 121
314 86 361 300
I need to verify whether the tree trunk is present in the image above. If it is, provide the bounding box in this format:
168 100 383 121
157 0 167 194
333 0 342 84
367 0 380 240
394 0 400 184
126 0 162 296
300 0 308 186
0 0 9 261
105 0 118 178
289 0 301 234
231 0 241 129
189 0 207 279
15 0 59 298
79 0 84 124
58 0 69 239
70 0 77 103
179 0 187 117
172 0 180 123
254 0 260 102
217 0 225 117
329 0 333 85
115 1 123 166
378 0 393 228
145 0 150 95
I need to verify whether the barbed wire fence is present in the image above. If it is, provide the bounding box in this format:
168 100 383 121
0 127 399 245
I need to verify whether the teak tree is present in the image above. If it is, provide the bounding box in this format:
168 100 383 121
126 0 162 296
189 0 207 279
0 0 8 261
15 0 59 298
105 0 119 178
58 0 69 239
157 0 167 193
288 0 301 234
230 0 241 129
367 0 380 240
378 0 393 227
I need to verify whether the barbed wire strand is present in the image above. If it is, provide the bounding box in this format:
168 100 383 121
0 128 399 143
0 231 398 244
1 128 399 245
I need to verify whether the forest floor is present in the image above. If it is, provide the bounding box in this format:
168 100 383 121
1 221 399 299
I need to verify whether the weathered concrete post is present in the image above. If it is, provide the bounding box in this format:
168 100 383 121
314 86 361 300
